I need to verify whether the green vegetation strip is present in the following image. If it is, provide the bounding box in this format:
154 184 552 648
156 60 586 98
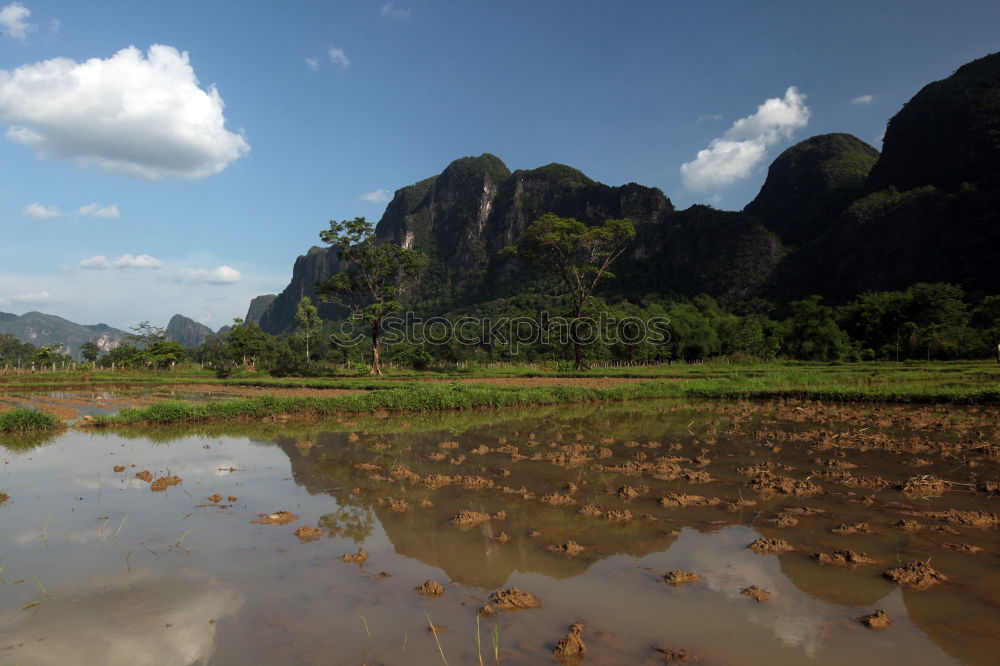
0 407 60 433
84 372 1000 428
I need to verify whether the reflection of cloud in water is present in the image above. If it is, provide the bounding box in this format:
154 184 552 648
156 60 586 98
671 526 893 658
0 569 242 665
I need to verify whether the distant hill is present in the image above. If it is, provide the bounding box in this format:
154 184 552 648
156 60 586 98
244 294 278 326
0 311 126 361
165 314 215 348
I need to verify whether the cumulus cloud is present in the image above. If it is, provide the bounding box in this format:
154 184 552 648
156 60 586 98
360 189 390 203
76 202 120 218
0 2 34 41
328 47 350 69
0 44 250 179
23 202 62 219
851 94 874 105
305 57 319 71
180 265 241 285
79 253 162 270
681 86 810 192
381 3 411 19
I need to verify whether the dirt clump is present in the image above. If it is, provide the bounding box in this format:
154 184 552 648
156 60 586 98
893 519 922 532
683 470 714 483
884 561 947 590
113 465 126 472
772 512 798 527
660 493 720 508
925 509 999 528
749 471 821 497
859 609 891 629
388 499 410 512
208 494 222 503
253 510 299 525
540 492 577 506
605 509 633 523
900 475 949 496
616 485 649 500
488 587 542 611
135 470 153 483
662 570 702 586
228 495 238 502
450 510 492 529
150 475 182 492
548 541 585 556
748 537 794 554
741 585 770 603
294 525 324 541
416 579 445 598
578 504 603 517
832 522 871 534
553 622 586 660
942 543 983 554
341 547 368 564
813 549 875 565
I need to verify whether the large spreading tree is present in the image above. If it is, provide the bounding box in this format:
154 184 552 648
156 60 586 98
505 213 636 370
317 217 427 375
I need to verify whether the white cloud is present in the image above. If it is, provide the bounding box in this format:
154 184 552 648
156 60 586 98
328 47 350 69
360 189 390 203
180 265 241 284
23 202 62 219
10 290 52 305
76 202 121 218
305 57 319 71
851 94 874 106
0 2 34 41
78 253 162 270
681 86 810 192
381 3 412 19
0 44 250 179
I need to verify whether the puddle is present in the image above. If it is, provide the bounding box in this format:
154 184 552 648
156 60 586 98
0 399 998 664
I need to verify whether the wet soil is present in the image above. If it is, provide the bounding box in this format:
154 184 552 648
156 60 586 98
860 609 891 629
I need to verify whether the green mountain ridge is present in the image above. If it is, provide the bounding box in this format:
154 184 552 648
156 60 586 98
0 311 127 361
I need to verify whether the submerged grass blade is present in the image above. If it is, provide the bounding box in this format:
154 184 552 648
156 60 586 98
425 612 449 666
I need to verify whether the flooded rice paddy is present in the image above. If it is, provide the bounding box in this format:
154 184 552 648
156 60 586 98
1 397 999 665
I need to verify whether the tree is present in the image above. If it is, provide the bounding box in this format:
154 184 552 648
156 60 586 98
294 296 322 363
504 213 635 370
127 321 166 349
80 341 101 362
316 217 428 375
225 318 272 367
782 295 851 360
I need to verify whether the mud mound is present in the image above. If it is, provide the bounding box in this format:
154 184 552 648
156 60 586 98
416 579 444 598
294 525 324 542
605 509 633 523
900 475 949 497
748 537 794 554
540 493 577 506
450 510 491 529
341 547 368 564
578 504 603 517
741 585 770 603
150 475 182 492
749 471 820 497
884 561 946 590
813 549 875 565
655 645 696 662
253 510 298 525
488 587 542 611
135 470 153 483
660 494 720 508
663 570 702 586
942 543 983 554
547 541 585 556
553 622 586 659
832 522 871 534
616 485 649 500
925 509 999 528
859 609 890 629
112 465 126 472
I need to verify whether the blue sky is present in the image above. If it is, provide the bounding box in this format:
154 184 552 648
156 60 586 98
1 0 998 330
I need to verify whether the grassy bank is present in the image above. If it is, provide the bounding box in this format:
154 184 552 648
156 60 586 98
0 407 61 433
80 367 1000 428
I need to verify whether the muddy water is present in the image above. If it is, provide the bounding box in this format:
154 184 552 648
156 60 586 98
1 399 999 665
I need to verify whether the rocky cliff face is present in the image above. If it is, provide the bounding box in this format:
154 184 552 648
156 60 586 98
258 247 346 334
244 294 278 326
165 314 215 348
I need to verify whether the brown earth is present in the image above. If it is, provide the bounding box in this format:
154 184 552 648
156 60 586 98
416 579 445 597
742 585 770 603
884 561 947 590
663 570 702 586
253 510 299 525
748 537 794 554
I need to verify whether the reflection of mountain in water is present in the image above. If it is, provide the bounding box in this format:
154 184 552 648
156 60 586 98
0 569 243 665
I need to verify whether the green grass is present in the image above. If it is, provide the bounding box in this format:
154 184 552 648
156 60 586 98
78 363 1000 428
0 407 59 433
